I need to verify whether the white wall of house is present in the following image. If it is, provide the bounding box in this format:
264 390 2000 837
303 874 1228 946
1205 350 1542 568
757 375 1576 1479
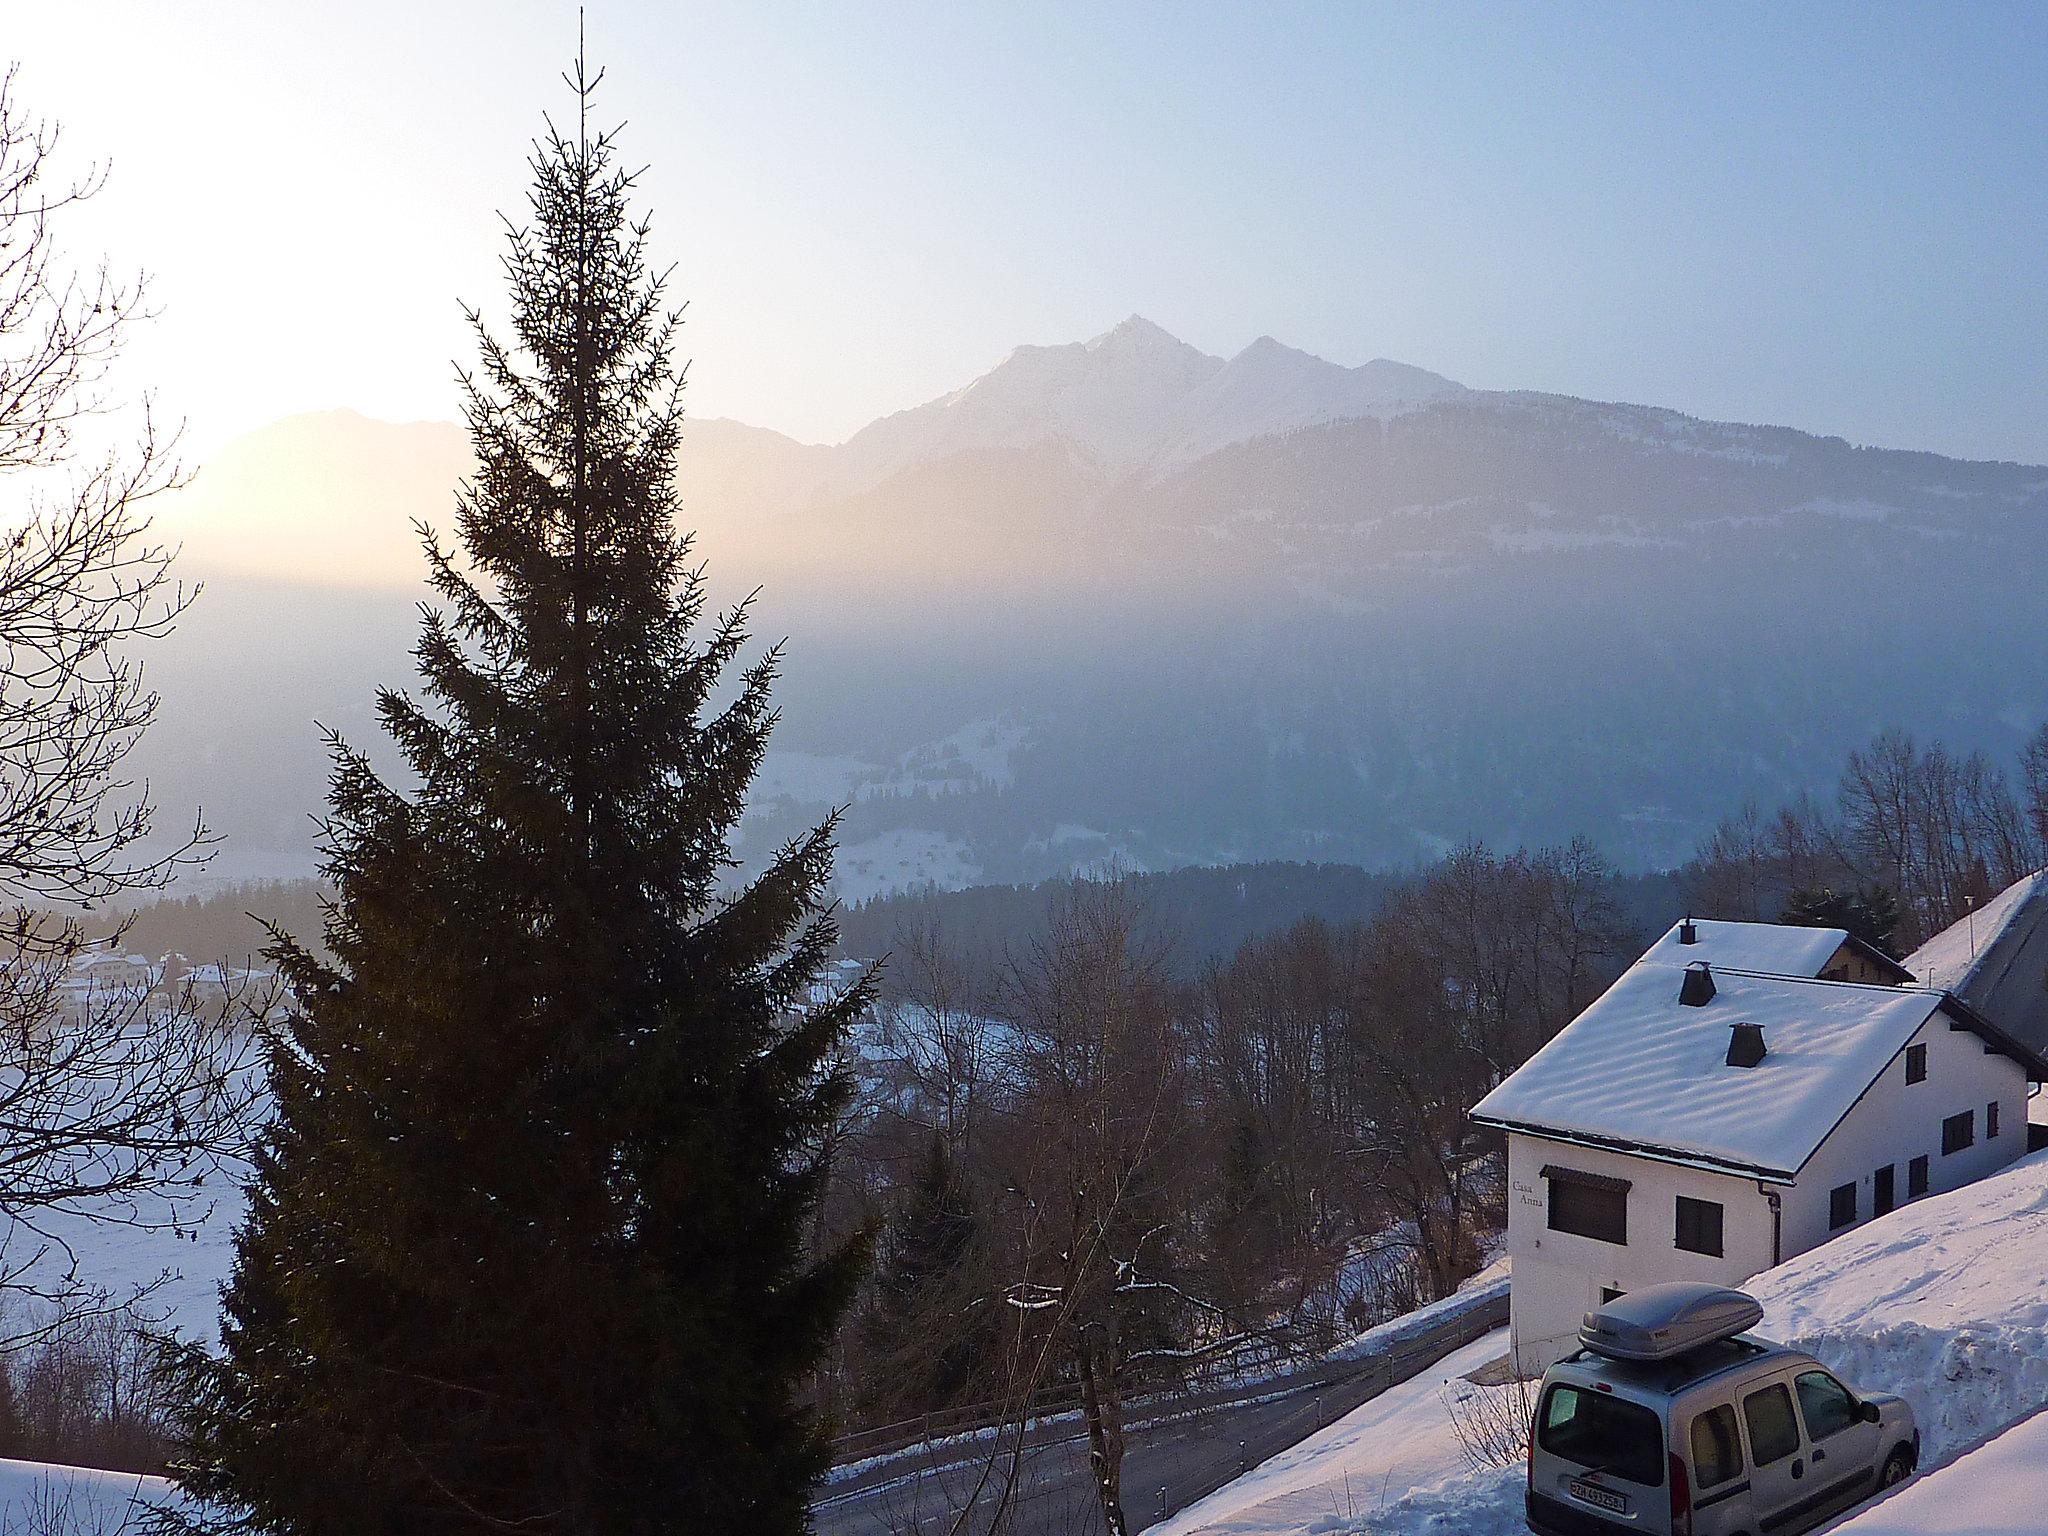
1784 1007 2029 1255
1503 1133 1775 1374
1502 1005 2031 1375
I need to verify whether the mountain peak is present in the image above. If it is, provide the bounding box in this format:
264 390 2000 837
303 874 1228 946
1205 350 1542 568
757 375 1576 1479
835 318 1466 487
1085 314 1190 353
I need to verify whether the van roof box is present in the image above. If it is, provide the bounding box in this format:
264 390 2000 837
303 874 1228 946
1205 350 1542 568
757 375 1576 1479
1580 1282 1764 1362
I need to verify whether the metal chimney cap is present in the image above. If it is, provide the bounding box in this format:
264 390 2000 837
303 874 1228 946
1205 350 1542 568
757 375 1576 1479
1679 960 1717 1007
1726 1022 1767 1068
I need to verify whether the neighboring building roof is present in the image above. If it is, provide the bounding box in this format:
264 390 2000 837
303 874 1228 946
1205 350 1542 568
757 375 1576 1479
1904 870 2048 1064
1639 918 1909 983
1472 963 1955 1181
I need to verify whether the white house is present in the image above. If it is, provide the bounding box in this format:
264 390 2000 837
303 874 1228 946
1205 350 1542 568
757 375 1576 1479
1471 910 2048 1373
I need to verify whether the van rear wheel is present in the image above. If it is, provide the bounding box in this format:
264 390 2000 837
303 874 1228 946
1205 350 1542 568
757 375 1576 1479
1879 1448 1913 1488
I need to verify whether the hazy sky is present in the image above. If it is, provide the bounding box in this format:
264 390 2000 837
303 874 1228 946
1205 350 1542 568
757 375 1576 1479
12 1 2048 461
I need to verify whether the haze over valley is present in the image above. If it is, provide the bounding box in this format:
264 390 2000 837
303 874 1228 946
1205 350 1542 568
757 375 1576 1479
152 316 2048 895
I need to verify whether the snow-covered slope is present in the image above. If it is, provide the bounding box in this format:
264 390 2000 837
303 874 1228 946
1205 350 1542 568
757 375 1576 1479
1152 337 1461 468
829 317 1461 490
834 315 1225 484
1150 1149 2048 1535
1829 1404 2048 1533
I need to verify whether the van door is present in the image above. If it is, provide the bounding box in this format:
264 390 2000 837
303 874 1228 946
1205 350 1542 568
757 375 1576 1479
1793 1369 1880 1520
1740 1379 1811 1529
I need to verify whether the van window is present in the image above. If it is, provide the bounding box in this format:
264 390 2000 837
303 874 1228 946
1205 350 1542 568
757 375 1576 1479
1539 1383 1665 1486
1689 1404 1743 1487
1743 1383 1801 1465
1795 1371 1857 1441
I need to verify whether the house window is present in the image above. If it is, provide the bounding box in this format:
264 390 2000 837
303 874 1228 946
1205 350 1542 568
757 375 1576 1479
1828 1181 1857 1229
1988 1100 2000 1139
1544 1165 1629 1246
1905 1044 1928 1084
1943 1110 1975 1155
1675 1195 1724 1257
1909 1154 1929 1197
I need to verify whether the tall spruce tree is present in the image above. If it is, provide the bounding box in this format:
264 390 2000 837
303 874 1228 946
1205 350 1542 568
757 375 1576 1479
168 59 869 1536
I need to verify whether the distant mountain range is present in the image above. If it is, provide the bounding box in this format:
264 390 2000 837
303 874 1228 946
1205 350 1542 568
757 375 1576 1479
147 319 2048 894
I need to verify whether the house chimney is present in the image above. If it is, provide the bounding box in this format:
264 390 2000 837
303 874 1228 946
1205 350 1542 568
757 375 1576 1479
1726 1022 1767 1068
1679 961 1716 1007
1679 917 1699 946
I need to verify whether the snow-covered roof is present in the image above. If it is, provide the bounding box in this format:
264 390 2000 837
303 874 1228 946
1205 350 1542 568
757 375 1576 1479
1903 871 2048 1065
1472 962 1952 1179
1638 918 1860 978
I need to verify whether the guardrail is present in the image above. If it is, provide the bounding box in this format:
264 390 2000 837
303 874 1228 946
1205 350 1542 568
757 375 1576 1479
829 1283 1511 1470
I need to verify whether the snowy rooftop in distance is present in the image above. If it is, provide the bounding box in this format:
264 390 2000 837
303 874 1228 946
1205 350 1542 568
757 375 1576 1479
1471 963 1948 1178
1904 869 2048 1063
1636 918 1858 978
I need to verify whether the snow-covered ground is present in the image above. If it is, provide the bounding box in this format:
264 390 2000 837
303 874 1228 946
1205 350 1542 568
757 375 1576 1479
1150 1149 2048 1535
1144 1329 1507 1536
1826 1404 2048 1534
0 1458 185 1534
1144 1268 1510 1536
0 1161 243 1347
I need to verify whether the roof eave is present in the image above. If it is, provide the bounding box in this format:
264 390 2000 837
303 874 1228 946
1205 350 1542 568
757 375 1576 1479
1467 1112 1799 1185
1934 990 2048 1080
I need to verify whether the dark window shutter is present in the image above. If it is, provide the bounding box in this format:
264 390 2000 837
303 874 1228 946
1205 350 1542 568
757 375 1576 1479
1546 1171 1628 1245
1828 1181 1857 1229
1674 1195 1724 1256
1943 1110 1975 1155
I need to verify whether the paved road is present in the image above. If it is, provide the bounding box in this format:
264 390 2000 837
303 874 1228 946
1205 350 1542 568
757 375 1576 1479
814 1290 1508 1536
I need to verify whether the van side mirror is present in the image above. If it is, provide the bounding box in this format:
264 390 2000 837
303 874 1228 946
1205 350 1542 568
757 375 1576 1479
1860 1401 1881 1424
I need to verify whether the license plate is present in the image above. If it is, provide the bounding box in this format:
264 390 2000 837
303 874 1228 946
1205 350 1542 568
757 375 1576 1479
1569 1479 1626 1513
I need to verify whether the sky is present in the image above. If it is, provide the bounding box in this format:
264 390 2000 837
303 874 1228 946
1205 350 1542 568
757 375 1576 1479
11 0 2048 462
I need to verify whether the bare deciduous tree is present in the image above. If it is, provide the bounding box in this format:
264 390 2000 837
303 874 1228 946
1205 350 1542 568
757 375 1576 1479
0 65 261 1324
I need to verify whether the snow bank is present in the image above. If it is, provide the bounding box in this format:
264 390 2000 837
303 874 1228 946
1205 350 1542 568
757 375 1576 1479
1826 1405 2048 1533
1326 1270 1509 1365
1749 1147 2048 1473
0 1458 183 1534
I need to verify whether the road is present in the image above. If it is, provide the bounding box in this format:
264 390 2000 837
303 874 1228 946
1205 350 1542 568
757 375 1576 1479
813 1290 1509 1536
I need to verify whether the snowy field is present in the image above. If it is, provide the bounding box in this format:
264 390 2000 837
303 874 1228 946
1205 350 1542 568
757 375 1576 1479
0 1458 186 1534
1147 1148 2048 1536
0 1158 244 1347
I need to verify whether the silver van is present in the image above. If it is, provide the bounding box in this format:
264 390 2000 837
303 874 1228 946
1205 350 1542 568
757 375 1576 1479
1526 1283 1918 1536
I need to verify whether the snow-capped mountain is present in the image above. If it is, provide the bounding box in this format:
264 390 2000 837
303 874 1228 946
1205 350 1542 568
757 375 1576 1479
824 316 1462 491
1154 334 1463 468
146 319 2048 894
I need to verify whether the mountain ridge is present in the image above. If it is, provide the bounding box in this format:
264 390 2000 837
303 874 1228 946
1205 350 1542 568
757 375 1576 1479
138 319 2048 896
